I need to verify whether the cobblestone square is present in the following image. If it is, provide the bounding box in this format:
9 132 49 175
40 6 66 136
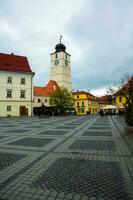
69 139 116 151
0 152 26 171
8 137 54 147
0 116 132 200
31 158 129 199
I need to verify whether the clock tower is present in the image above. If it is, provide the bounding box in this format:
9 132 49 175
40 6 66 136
50 37 72 91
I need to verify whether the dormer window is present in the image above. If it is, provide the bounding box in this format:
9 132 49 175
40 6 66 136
55 54 58 59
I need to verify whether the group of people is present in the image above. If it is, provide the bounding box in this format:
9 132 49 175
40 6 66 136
99 109 125 117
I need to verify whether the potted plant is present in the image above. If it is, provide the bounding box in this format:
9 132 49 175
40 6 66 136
124 76 133 135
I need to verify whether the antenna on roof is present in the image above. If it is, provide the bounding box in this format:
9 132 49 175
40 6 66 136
60 35 63 43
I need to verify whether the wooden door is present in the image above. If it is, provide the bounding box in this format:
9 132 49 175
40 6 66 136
20 106 28 116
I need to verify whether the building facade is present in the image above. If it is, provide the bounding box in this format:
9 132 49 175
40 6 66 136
73 91 99 115
34 80 59 107
0 53 34 117
97 96 110 110
50 42 72 91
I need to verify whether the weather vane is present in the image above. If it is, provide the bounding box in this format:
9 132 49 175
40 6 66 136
60 35 63 43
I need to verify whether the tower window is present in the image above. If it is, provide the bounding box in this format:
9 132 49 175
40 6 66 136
55 54 58 59
65 60 68 66
65 54 67 59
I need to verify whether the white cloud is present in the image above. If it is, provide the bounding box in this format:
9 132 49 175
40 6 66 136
0 0 133 95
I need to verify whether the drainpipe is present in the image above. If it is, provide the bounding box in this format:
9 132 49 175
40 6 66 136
31 72 35 116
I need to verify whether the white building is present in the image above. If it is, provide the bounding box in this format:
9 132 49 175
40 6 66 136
0 53 34 117
50 41 72 91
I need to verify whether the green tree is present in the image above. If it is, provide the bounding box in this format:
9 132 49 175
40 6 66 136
49 87 73 115
124 76 133 126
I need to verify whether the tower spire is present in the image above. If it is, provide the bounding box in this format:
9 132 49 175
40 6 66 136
60 35 62 43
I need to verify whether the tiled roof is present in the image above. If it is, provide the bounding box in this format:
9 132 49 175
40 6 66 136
34 80 59 96
97 96 109 104
0 53 33 73
72 90 96 99
113 79 132 96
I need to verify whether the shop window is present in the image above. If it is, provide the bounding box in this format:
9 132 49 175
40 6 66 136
81 107 84 113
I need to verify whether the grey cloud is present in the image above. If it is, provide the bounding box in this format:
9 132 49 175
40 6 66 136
0 0 133 95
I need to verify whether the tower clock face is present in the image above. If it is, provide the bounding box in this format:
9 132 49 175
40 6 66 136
54 60 59 65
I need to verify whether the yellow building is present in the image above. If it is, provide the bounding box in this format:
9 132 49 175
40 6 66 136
113 81 129 109
72 91 99 115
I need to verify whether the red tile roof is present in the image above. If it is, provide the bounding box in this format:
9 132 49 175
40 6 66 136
113 78 132 96
97 96 109 104
34 80 59 96
0 53 33 73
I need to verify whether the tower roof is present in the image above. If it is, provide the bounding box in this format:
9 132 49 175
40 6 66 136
55 43 66 53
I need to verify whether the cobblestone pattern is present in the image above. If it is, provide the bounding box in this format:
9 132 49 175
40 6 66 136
0 116 132 200
0 152 26 171
39 130 68 136
30 158 129 199
82 131 112 136
8 137 54 147
69 139 116 151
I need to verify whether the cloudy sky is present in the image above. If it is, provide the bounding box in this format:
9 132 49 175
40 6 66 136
0 0 133 96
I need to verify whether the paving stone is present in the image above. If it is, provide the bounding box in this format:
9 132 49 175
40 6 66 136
0 136 7 140
69 140 116 151
0 152 26 171
8 137 54 147
30 158 129 199
39 130 67 135
55 126 76 129
4 129 30 134
82 131 112 136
